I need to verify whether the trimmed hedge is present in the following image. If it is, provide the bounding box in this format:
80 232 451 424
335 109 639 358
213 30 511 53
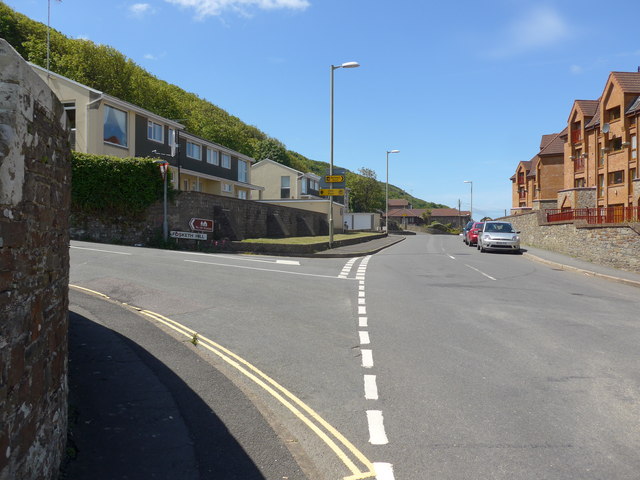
72 152 170 216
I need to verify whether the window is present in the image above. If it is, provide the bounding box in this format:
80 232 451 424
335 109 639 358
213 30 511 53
206 149 219 165
237 190 247 200
186 142 201 160
609 136 623 151
281 176 291 199
632 135 637 160
574 178 585 188
183 179 189 191
222 183 232 193
630 168 636 195
606 106 621 122
103 105 127 146
301 178 308 194
608 170 624 185
598 174 604 198
168 128 177 156
597 142 604 167
63 102 76 150
238 160 247 183
147 121 164 143
222 153 231 169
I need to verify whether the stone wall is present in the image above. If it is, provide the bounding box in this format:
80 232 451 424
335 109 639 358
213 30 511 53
70 191 330 247
504 211 640 273
0 40 71 479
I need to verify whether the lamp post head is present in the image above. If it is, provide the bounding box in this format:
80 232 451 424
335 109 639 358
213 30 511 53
464 180 472 184
341 61 360 68
387 149 400 154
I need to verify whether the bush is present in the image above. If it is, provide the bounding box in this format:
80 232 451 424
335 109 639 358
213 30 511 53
72 152 171 217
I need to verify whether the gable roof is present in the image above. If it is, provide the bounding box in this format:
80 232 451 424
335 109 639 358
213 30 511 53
431 208 470 217
626 95 640 115
539 132 564 156
251 158 319 179
611 72 640 93
574 100 599 118
585 104 601 129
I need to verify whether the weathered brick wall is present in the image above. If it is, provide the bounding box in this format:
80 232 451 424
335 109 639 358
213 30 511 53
0 40 71 479
504 211 640 273
70 191 329 246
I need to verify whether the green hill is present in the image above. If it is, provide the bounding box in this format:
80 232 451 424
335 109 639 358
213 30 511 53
0 1 447 211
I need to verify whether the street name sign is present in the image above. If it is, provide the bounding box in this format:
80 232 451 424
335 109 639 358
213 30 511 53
189 217 214 232
319 188 345 196
170 231 207 240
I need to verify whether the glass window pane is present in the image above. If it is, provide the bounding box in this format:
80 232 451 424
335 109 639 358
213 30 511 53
104 105 127 146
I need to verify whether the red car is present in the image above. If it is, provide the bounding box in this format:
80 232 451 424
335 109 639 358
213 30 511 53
467 222 484 246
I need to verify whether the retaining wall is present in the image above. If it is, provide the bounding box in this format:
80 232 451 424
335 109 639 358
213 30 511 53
504 211 640 273
0 39 71 480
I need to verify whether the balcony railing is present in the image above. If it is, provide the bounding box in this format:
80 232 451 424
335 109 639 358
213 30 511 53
546 207 640 224
518 191 527 200
574 157 585 172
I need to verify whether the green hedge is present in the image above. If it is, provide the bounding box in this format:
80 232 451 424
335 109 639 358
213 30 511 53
72 152 170 216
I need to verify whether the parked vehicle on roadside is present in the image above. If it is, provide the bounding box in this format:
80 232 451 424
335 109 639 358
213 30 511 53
462 220 474 244
467 222 484 246
477 221 521 253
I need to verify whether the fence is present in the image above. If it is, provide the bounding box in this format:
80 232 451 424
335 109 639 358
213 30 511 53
546 207 640 224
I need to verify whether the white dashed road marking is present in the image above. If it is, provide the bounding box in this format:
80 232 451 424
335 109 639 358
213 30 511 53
366 410 389 445
364 375 378 400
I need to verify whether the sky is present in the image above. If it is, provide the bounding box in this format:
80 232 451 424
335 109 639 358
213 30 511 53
7 0 640 219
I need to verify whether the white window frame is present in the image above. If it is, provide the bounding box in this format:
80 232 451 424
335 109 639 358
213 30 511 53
207 149 219 165
221 153 231 169
186 141 201 160
238 160 247 182
222 183 232 193
147 120 164 143
237 190 247 200
301 177 307 194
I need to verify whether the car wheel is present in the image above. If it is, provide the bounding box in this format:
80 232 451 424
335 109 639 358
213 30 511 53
480 244 485 252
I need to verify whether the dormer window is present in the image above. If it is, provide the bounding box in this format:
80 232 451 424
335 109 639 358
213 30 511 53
609 136 623 151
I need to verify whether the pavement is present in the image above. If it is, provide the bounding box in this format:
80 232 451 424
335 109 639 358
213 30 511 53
61 234 640 479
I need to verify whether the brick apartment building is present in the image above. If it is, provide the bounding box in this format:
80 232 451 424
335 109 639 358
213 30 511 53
511 70 640 215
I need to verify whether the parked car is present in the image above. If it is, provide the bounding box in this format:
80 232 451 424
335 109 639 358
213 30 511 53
462 220 474 244
477 221 521 253
467 222 484 246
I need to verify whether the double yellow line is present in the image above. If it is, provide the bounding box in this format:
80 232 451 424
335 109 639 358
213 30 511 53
70 284 376 480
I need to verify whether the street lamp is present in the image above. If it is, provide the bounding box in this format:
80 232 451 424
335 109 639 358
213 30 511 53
464 180 473 221
155 160 169 242
385 150 400 232
329 61 360 247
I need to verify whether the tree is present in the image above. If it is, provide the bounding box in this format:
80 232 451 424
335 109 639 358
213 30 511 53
347 168 384 212
421 208 433 224
255 138 289 165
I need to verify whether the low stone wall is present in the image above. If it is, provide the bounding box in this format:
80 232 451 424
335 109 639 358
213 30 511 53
70 191 330 247
232 233 387 255
504 211 640 273
1 40 70 480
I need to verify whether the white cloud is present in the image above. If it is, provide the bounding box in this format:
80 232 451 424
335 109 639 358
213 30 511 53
570 64 583 74
144 53 157 60
129 3 154 17
165 0 310 19
486 6 571 58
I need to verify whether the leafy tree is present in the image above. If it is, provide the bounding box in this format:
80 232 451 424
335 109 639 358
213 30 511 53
347 168 384 212
421 208 433 224
255 138 289 165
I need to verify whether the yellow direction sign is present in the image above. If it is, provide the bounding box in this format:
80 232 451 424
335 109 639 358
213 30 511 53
319 188 345 196
325 175 345 183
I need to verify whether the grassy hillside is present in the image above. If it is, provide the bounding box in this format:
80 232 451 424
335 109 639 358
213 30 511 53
0 1 446 210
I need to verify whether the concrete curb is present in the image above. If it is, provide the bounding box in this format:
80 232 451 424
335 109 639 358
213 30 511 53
523 252 640 289
310 236 406 258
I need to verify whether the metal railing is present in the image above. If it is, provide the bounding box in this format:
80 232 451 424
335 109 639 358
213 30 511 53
546 207 640 224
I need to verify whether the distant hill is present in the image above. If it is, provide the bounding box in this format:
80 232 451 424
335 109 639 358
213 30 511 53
0 2 447 211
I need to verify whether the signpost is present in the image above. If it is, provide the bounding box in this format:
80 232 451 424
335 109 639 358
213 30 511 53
325 175 345 183
170 231 207 240
189 218 214 232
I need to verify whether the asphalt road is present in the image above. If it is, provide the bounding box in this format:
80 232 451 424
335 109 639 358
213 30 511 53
69 236 640 479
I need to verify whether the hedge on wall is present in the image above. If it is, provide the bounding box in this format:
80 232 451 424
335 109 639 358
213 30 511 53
72 152 170 216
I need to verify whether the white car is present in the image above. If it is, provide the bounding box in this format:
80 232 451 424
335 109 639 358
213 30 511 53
477 221 521 254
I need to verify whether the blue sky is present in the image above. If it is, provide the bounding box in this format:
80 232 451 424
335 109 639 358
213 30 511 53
8 0 640 219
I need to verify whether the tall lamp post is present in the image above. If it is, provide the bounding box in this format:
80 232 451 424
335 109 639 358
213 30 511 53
329 61 360 247
155 160 169 242
385 150 400 232
464 180 473 221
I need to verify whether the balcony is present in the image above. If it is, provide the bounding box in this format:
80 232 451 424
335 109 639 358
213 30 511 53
546 206 640 224
571 129 582 144
573 157 585 173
